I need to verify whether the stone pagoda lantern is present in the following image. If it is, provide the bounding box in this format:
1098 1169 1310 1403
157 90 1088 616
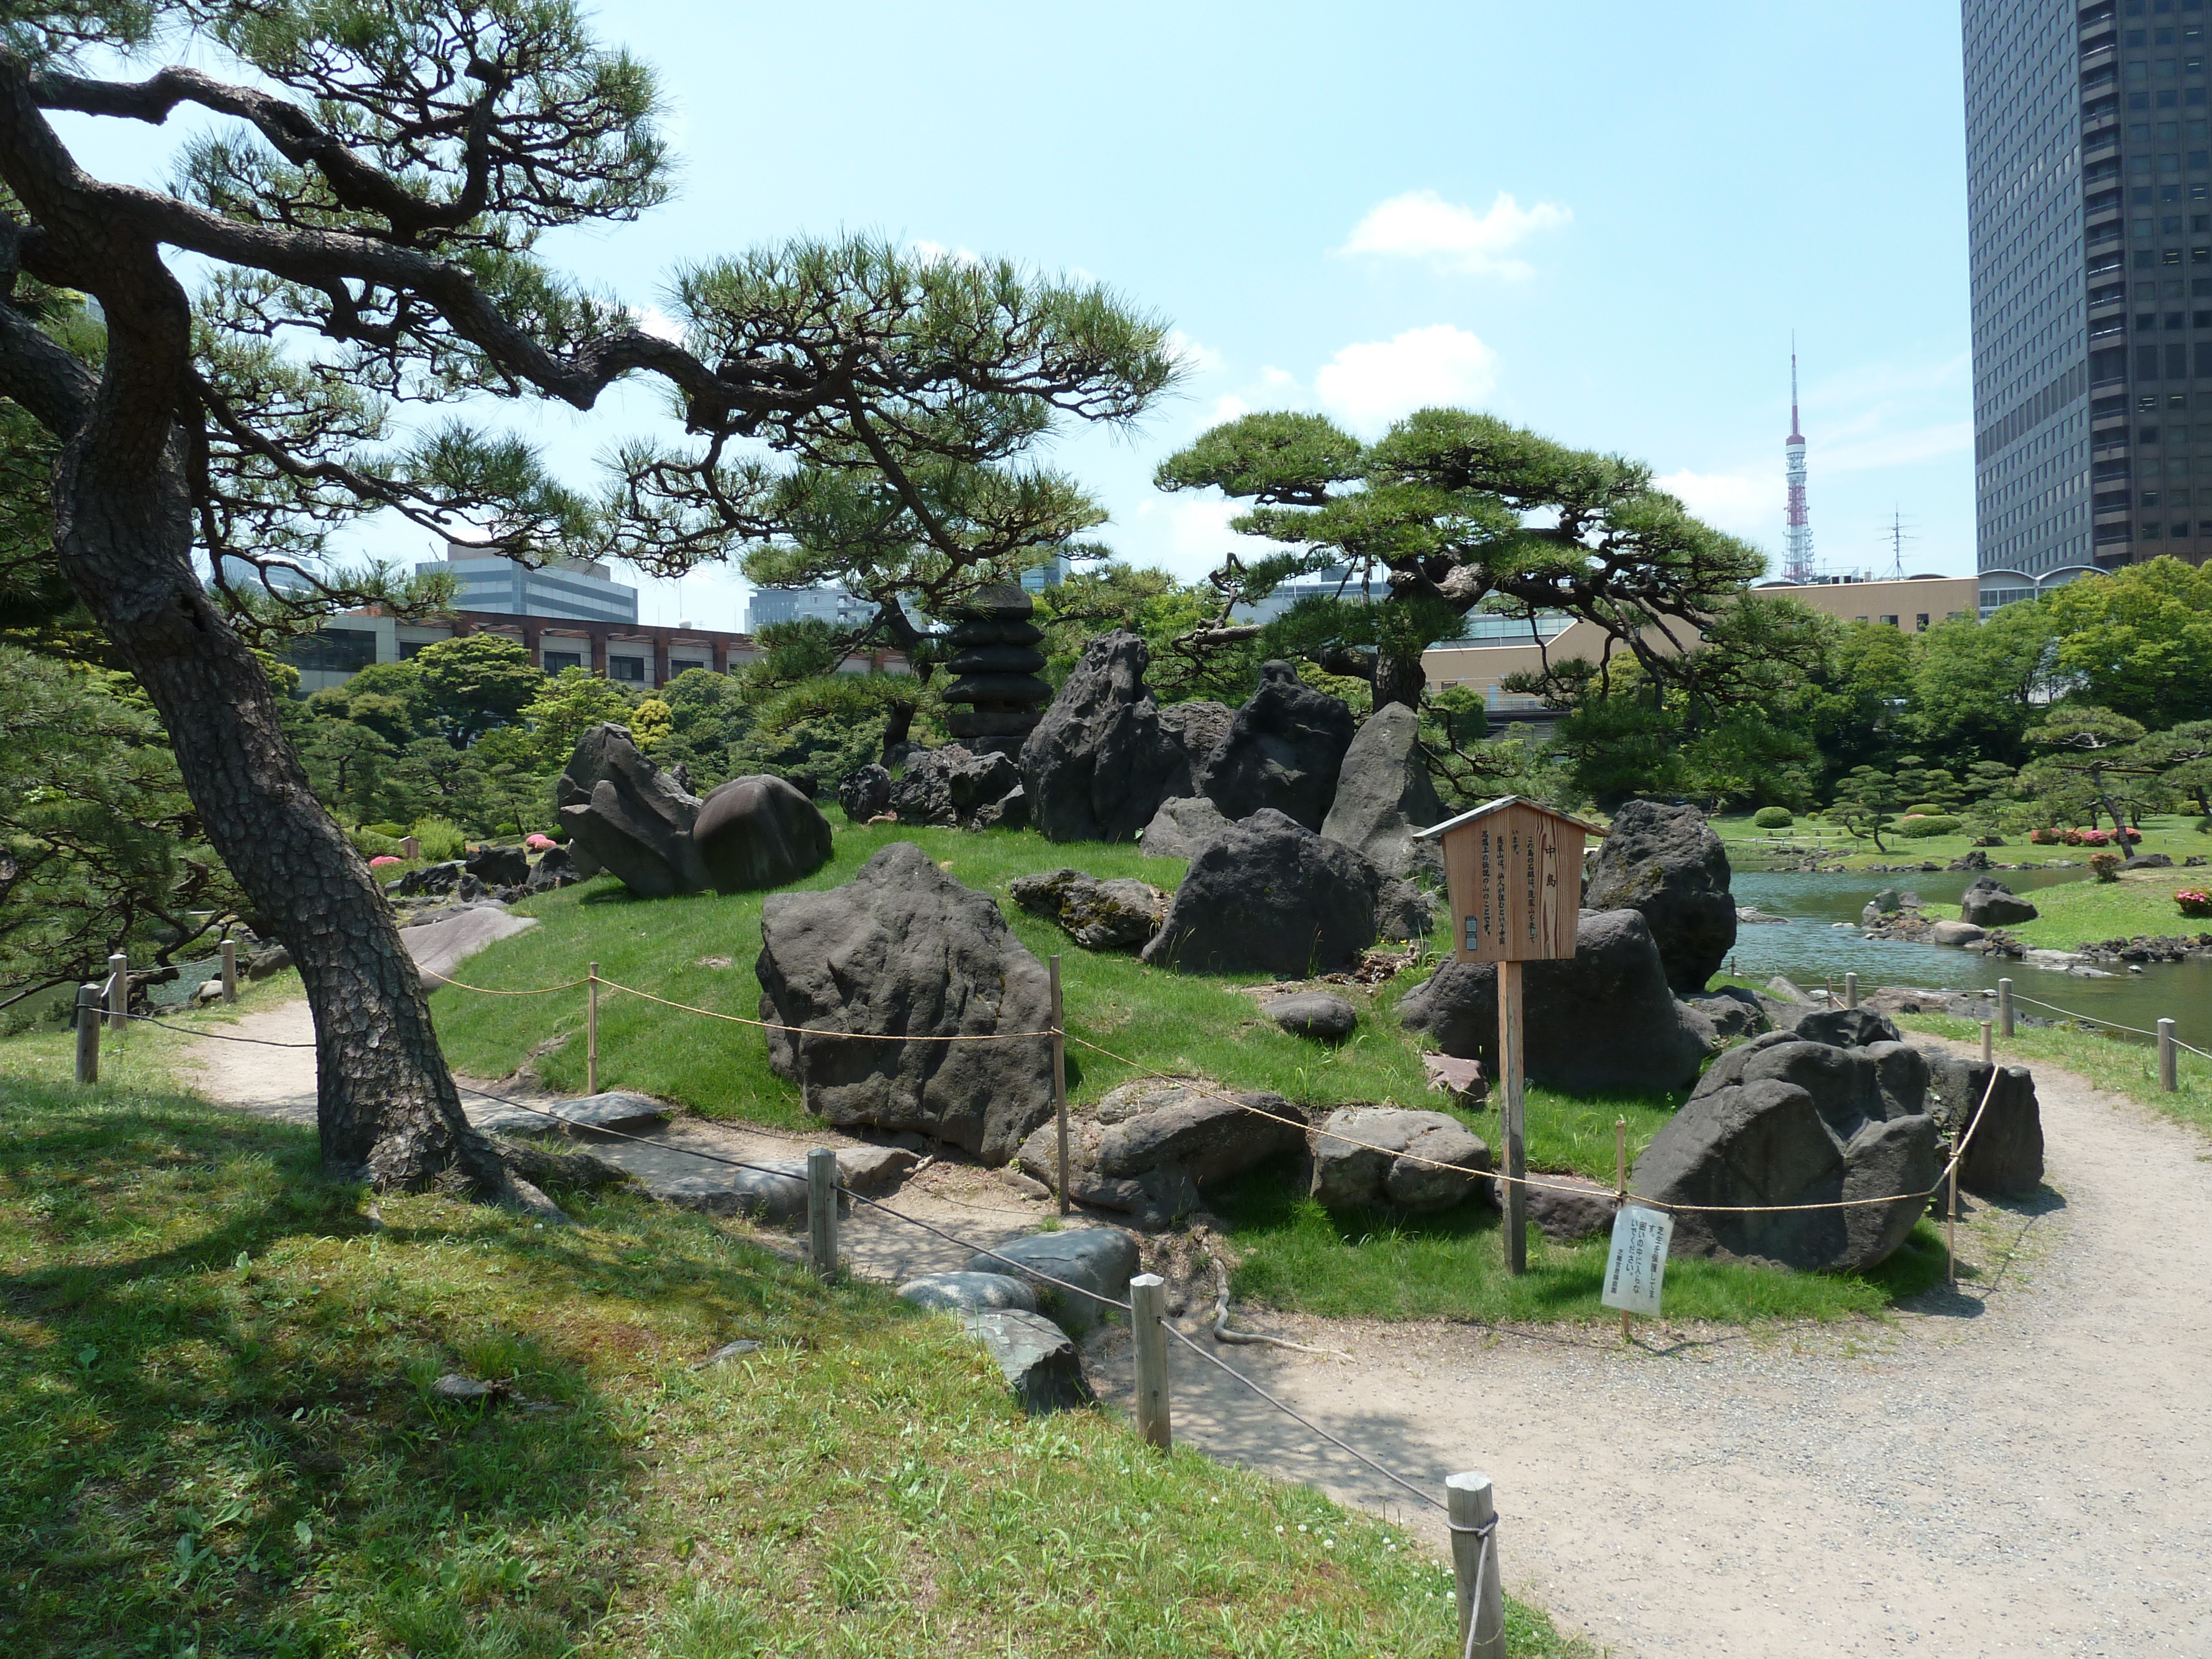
941 582 1052 754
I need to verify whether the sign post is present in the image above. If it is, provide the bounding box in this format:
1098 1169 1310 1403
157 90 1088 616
1415 797 1606 1277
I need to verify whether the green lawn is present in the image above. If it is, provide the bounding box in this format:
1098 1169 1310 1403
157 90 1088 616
429 823 1441 1131
1710 810 2212 873
1963 868 2210 950
0 1074 1592 1658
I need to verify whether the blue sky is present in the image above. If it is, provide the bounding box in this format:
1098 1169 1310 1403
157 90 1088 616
59 1 1980 630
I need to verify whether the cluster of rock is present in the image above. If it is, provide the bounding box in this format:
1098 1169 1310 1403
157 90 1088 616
2073 932 2212 965
1630 1006 2042 1272
556 723 833 897
888 745 1027 830
1306 1105 1493 1215
755 842 1055 1165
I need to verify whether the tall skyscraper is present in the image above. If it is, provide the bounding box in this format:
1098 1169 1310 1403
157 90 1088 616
1960 0 2212 608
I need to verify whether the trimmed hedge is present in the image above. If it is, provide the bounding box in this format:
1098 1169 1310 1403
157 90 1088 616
1751 807 1794 828
1892 815 1963 839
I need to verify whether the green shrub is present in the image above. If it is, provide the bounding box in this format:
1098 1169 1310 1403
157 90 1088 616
363 821 407 838
1751 806 1794 828
348 827 404 859
1903 803 1945 818
409 816 466 862
1891 815 1963 839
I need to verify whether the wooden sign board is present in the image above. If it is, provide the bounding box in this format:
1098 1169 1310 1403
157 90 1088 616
1416 797 1605 964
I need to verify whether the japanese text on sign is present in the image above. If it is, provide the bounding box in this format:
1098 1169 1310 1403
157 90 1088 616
1601 1204 1673 1317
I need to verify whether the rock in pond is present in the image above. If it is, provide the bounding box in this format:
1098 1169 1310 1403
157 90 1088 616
757 843 1055 1165
1959 877 2039 928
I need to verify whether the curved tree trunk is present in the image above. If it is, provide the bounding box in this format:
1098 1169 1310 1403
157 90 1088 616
52 447 531 1202
1373 648 1428 713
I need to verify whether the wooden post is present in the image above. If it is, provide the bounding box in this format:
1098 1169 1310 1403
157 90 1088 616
1947 1136 1960 1290
1446 1471 1506 1659
1981 1019 1994 1065
1498 959 1527 1276
806 1147 839 1282
1050 954 1069 1217
1997 977 2013 1038
1844 971 1859 1010
2158 1018 2178 1093
220 939 237 1004
107 952 128 1032
1614 1114 1630 1345
75 984 100 1085
586 961 599 1094
1130 1272 1170 1451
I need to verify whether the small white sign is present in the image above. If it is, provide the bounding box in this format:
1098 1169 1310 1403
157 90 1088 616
1601 1204 1673 1317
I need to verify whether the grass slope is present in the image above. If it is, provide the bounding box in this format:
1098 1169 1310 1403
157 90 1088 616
1972 868 2211 950
0 1076 1593 1658
429 823 1951 1327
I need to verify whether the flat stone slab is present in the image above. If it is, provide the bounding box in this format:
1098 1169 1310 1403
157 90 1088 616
963 1227 1138 1335
403 905 538 988
971 1308 1094 1414
898 1271 1039 1316
471 1090 669 1140
654 1159 842 1226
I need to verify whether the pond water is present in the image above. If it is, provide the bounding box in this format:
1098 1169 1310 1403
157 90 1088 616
1726 867 2212 1051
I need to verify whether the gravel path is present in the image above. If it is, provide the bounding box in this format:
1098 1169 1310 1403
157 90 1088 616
184 1011 2210 1655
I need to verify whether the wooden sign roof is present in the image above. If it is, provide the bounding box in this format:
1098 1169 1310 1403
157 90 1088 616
1412 795 1610 842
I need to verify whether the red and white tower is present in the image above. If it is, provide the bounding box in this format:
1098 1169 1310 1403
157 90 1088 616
1782 344 1815 585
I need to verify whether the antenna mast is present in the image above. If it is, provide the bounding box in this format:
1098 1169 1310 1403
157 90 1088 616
1782 340 1815 585
1883 508 1914 581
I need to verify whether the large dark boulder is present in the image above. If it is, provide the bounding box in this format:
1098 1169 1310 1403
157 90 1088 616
755 842 1055 1164
1917 1050 2044 1196
1959 876 2040 928
693 775 833 894
1140 808 1385 975
1009 869 1167 952
1583 800 1736 993
556 723 711 897
890 745 1022 828
1016 1082 1306 1225
1194 660 1355 831
1020 632 1194 843
1158 700 1234 773
524 844 582 893
465 844 531 888
1319 703 1445 880
838 763 893 822
1630 1027 1942 1271
1397 909 1715 1094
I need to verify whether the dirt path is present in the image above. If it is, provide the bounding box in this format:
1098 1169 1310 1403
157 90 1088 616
178 1000 1045 1285
185 1012 2211 1655
1088 1035 2212 1657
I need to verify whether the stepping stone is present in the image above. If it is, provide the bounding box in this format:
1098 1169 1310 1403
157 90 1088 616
471 1091 667 1140
963 1228 1138 1335
971 1310 1094 1415
898 1272 1039 1316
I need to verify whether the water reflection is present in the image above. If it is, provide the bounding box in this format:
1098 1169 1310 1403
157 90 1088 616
1725 867 2212 1050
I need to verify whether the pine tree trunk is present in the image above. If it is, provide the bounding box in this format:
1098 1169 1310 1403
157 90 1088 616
1373 649 1428 712
52 448 525 1200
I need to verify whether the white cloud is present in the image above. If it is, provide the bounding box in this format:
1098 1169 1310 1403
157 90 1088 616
912 239 984 267
1655 469 1768 538
1167 330 1225 375
636 305 686 343
1339 189 1571 278
1210 394 1253 423
1313 325 1498 430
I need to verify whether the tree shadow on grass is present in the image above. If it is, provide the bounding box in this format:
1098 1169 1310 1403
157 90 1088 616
0 1081 841 1659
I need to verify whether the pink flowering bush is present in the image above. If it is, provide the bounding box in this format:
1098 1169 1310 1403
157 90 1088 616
526 833 555 851
368 855 401 869
2061 827 2140 847
2178 890 2212 919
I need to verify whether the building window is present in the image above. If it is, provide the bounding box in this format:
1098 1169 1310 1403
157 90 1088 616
670 658 707 675
608 655 645 682
2143 424 2164 440
2143 520 2167 538
1915 613 1931 630
2169 247 2188 262
283 629 378 674
1879 615 1900 627
2145 489 2164 505
542 651 582 674
398 640 431 659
